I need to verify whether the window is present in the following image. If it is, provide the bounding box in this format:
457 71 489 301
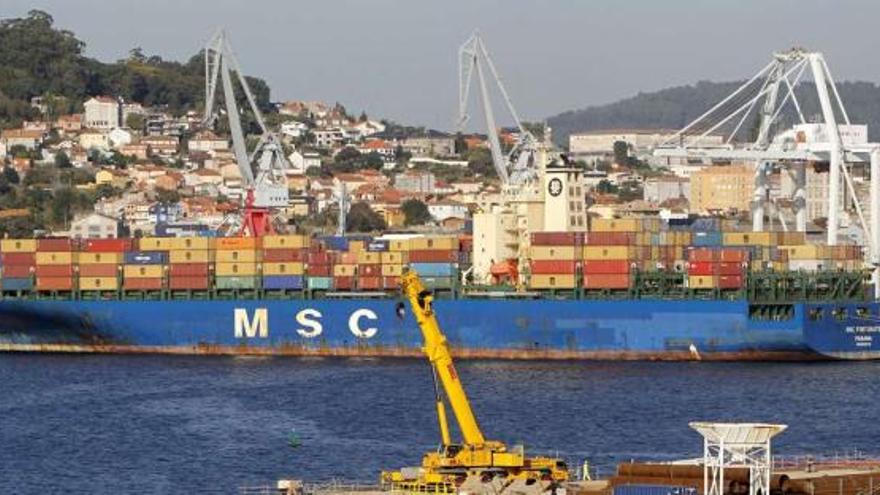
832 307 847 321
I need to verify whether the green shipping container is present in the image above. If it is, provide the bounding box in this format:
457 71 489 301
215 276 259 290
307 276 333 290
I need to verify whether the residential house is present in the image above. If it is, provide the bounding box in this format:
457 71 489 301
10 157 32 176
2 129 44 150
288 150 322 174
79 130 110 150
402 134 456 158
450 179 482 194
350 120 385 140
83 96 121 129
155 172 183 191
122 102 146 126
188 131 229 153
690 164 754 213
394 170 436 194
70 212 120 239
108 128 133 148
643 176 691 205
184 168 224 188
358 139 396 163
55 114 83 133
141 135 179 156
119 143 150 161
313 128 346 148
95 168 131 189
280 121 309 138
427 200 468 223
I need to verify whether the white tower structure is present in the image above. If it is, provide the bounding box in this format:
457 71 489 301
690 422 787 495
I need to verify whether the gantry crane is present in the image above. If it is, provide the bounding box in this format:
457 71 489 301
381 271 569 494
458 32 541 189
203 29 290 237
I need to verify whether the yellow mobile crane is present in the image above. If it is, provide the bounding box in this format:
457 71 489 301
381 271 569 493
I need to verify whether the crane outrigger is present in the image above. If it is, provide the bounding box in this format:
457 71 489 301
381 271 569 494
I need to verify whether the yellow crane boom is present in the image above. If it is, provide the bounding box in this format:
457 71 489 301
382 270 569 493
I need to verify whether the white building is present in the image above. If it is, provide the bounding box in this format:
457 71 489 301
70 213 120 239
288 150 322 174
395 171 436 194
313 128 346 148
643 176 690 204
108 128 133 148
427 201 468 222
280 121 309 139
83 96 121 129
569 129 724 162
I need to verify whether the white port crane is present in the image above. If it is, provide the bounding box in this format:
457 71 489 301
203 29 289 236
458 32 540 187
653 48 880 296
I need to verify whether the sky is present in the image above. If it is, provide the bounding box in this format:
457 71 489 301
4 0 879 131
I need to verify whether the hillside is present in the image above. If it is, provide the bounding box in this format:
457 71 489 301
0 10 271 128
546 80 880 146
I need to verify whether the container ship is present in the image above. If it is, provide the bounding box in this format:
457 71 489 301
0 219 877 360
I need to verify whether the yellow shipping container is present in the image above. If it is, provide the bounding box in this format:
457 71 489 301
590 218 639 233
689 275 717 289
390 239 412 251
348 240 365 253
263 262 304 276
780 244 822 260
36 251 75 265
723 232 772 246
169 249 211 263
215 250 259 263
410 236 457 251
169 237 212 250
357 251 381 264
262 234 308 249
123 265 164 278
79 277 118 290
530 245 578 260
333 264 357 277
78 252 123 264
380 251 406 264
530 274 577 289
216 262 257 276
1 239 37 252
382 264 404 277
583 246 633 260
138 237 175 250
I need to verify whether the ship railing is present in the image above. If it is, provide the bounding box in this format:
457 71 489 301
304 480 386 495
773 450 880 471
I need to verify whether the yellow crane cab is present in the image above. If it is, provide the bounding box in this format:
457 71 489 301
381 271 570 494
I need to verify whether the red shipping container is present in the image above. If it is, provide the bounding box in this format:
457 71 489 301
408 250 458 263
262 248 306 262
717 262 744 276
37 238 77 251
306 264 332 277
383 276 400 289
307 251 332 265
35 265 74 277
688 261 716 276
359 264 381 277
84 239 133 253
585 232 632 246
169 263 210 277
169 277 209 290
79 264 118 277
531 260 578 274
583 274 630 289
358 276 382 290
583 260 630 275
2 265 32 277
531 232 583 246
123 278 164 290
719 248 749 263
333 276 355 290
1 252 36 265
36 277 74 291
718 275 744 289
688 247 718 263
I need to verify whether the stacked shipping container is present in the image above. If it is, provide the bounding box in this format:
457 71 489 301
262 234 307 290
529 232 582 289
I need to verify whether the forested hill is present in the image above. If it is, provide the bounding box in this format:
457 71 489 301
546 80 880 146
0 10 271 128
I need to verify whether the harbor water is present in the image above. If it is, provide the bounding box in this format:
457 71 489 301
1 355 879 494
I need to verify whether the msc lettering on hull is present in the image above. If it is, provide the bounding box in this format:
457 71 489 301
234 307 380 339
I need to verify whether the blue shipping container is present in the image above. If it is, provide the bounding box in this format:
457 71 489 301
410 262 455 277
318 236 349 252
124 251 168 265
367 240 390 252
613 485 698 495
692 231 722 247
262 275 304 290
1 277 34 291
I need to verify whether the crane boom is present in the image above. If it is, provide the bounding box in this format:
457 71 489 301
401 271 485 446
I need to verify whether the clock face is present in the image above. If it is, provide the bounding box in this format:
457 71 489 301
548 177 563 197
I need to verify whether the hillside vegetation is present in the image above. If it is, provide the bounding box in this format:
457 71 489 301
547 80 880 146
0 10 270 128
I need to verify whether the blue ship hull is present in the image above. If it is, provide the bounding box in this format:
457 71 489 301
0 298 878 360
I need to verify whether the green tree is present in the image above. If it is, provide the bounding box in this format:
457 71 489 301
54 150 71 168
345 202 386 232
466 147 496 178
612 140 629 165
125 112 145 130
364 152 384 170
402 198 432 226
3 166 20 184
155 189 180 205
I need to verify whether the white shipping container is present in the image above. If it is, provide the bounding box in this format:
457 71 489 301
788 259 825 271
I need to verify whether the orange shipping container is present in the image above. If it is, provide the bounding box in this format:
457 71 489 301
215 237 259 250
583 274 630 289
79 264 118 277
530 260 578 274
123 278 164 290
36 277 74 291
